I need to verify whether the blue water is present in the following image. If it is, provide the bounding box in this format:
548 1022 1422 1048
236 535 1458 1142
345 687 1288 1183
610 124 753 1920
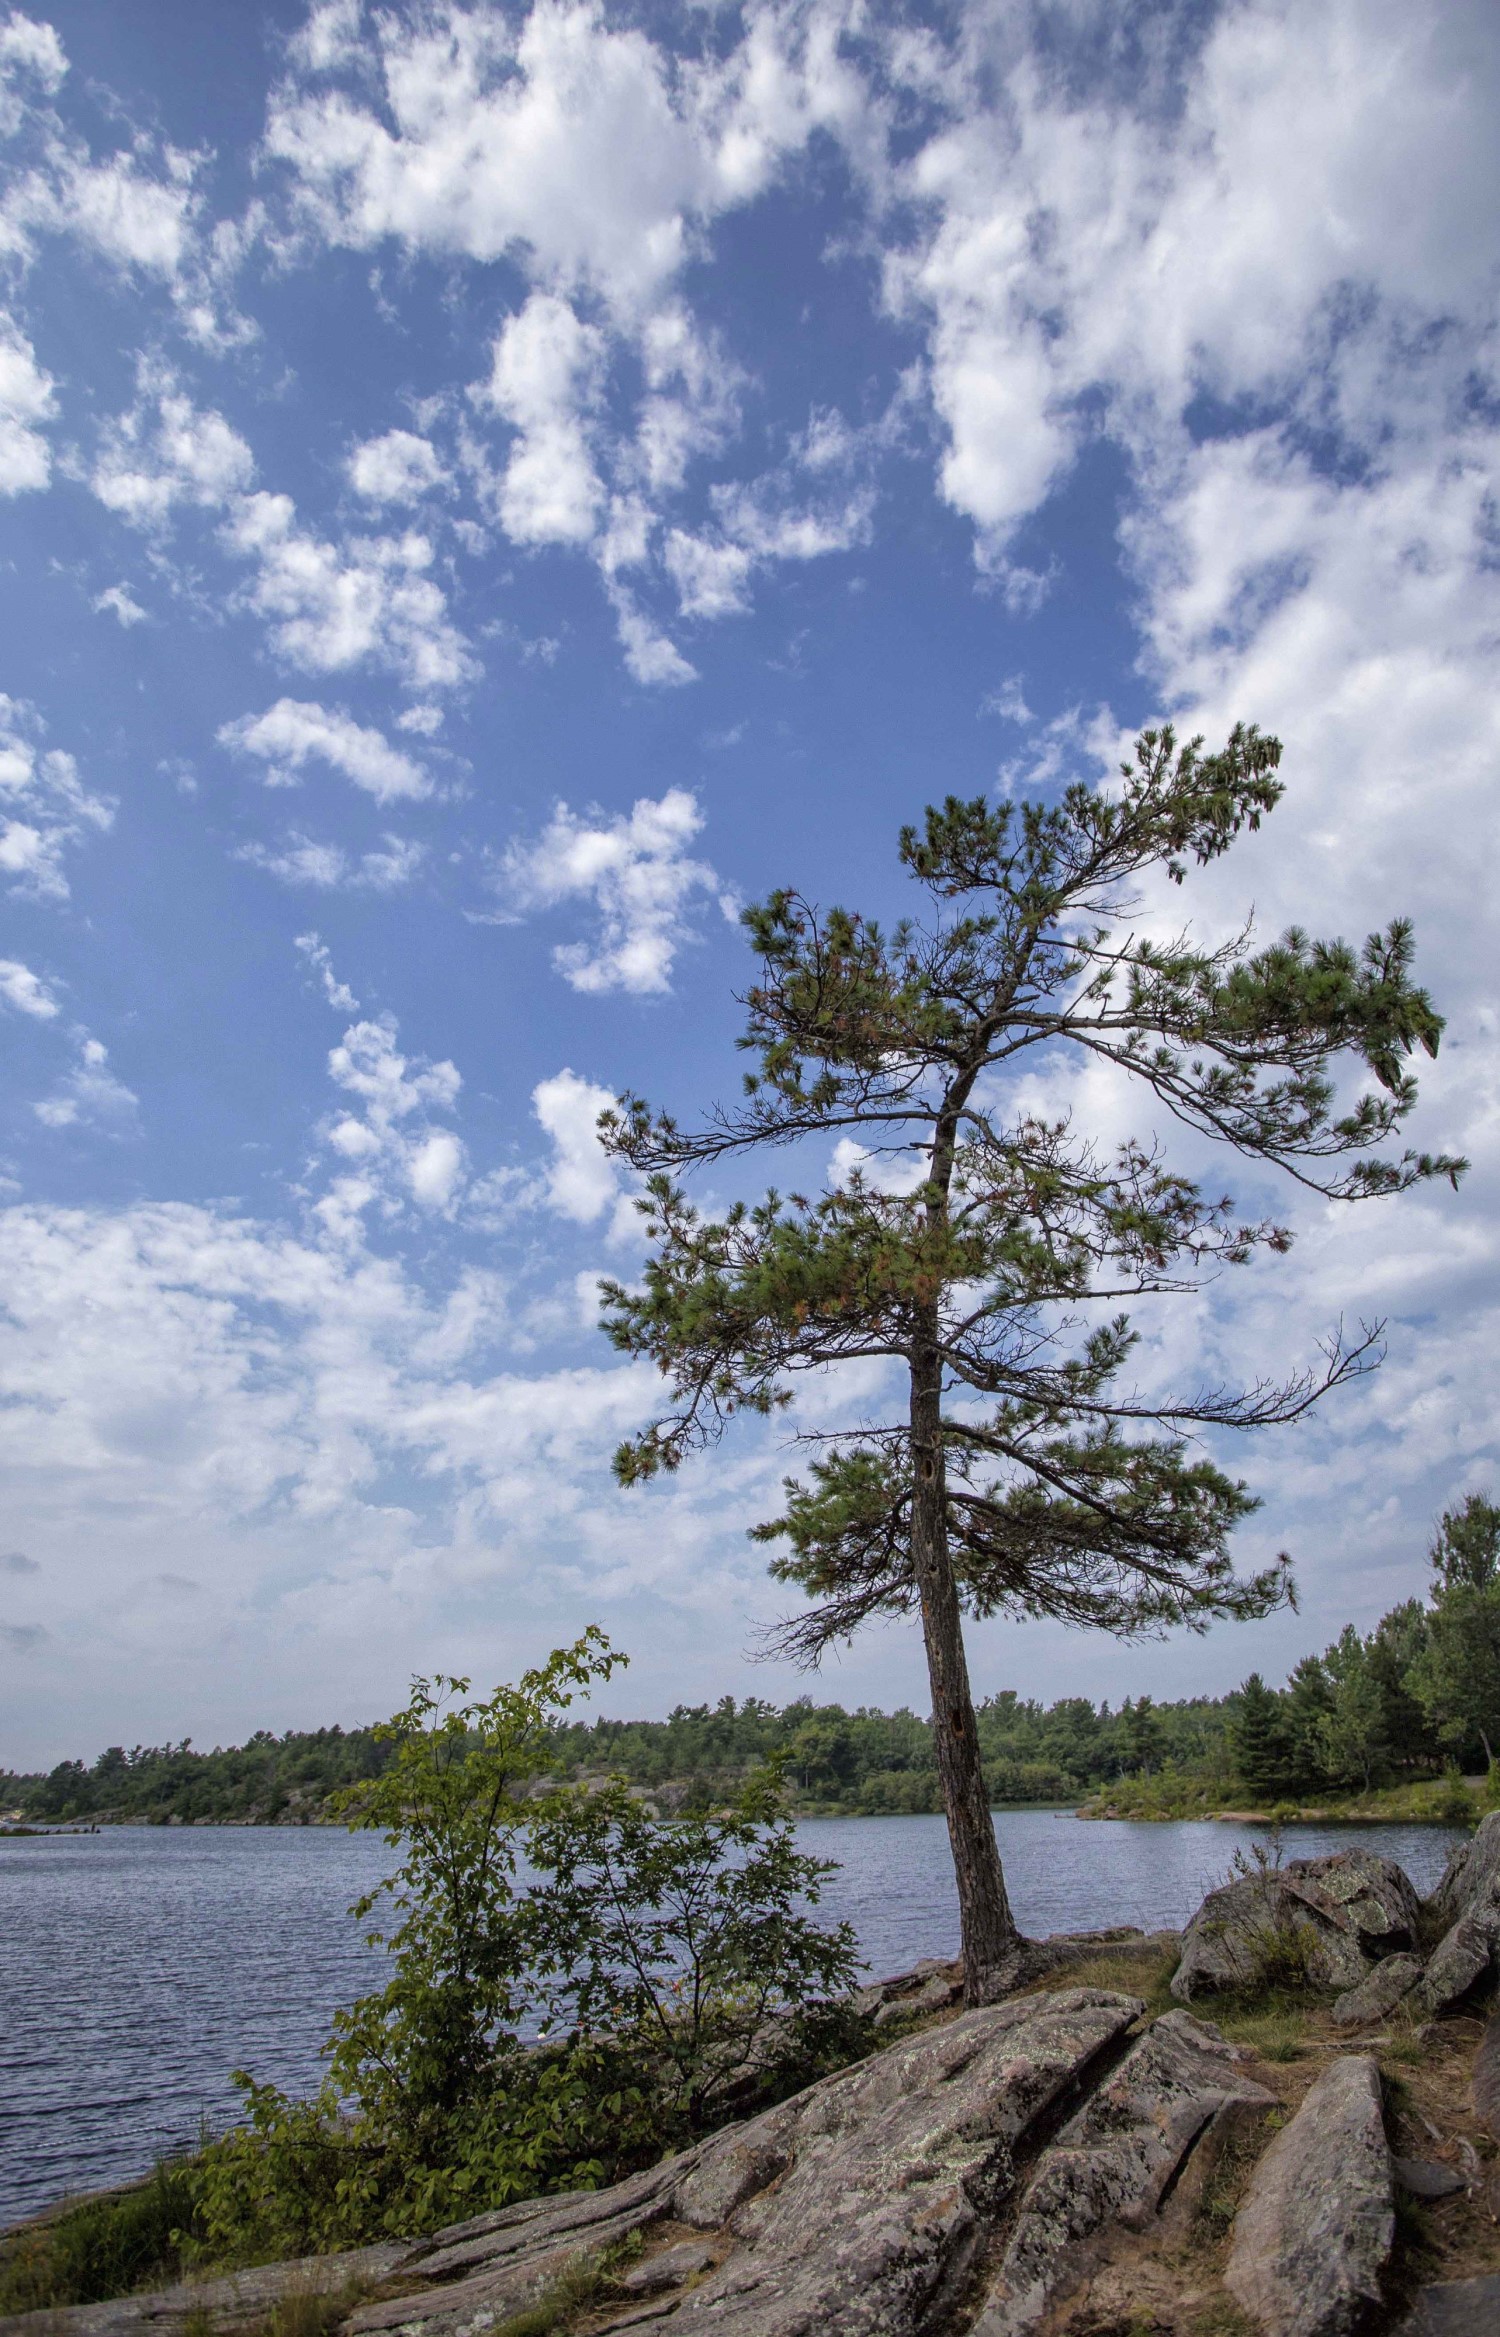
0 1813 1461 2229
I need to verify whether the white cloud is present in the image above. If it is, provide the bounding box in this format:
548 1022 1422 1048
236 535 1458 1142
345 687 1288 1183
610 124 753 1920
663 529 753 621
92 582 147 627
0 309 54 494
0 697 113 902
503 787 725 993
0 13 66 135
222 492 476 689
475 292 606 548
317 1010 467 1230
294 931 359 1014
91 363 255 528
396 702 443 736
886 0 1500 565
531 1067 618 1223
265 0 713 315
237 830 426 891
34 1036 137 1130
605 582 696 687
347 427 448 505
0 957 58 1018
219 698 431 803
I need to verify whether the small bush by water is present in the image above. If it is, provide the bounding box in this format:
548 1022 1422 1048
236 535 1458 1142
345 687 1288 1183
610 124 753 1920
184 1635 864 2265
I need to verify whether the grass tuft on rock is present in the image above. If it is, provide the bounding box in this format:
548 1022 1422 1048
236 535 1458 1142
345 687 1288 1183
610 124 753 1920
0 2164 201 2313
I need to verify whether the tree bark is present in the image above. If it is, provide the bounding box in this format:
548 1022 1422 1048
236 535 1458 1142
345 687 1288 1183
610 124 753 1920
910 1327 1021 2004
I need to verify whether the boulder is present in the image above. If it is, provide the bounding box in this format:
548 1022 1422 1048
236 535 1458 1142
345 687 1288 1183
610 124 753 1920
1419 1906 1500 2016
1395 2273 1500 2336
971 2010 1277 2336
1330 1951 1425 2029
1424 1810 1500 1934
1392 2156 1466 2200
1172 1851 1418 2002
1225 2055 1394 2337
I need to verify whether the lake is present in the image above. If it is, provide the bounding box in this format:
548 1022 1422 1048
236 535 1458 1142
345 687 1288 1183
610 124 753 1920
0 1812 1463 2230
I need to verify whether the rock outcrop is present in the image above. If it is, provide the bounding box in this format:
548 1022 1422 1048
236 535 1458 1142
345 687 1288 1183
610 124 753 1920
1224 2055 1394 2337
971 2010 1276 2336
1420 1816 1500 2016
1172 1851 1419 2003
346 1986 1146 2337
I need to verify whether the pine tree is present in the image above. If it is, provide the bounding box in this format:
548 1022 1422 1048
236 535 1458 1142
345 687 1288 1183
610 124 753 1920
600 725 1460 1999
1235 1673 1292 1800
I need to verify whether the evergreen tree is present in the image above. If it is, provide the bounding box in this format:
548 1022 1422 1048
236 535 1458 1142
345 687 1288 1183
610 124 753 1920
1319 1625 1389 1790
600 725 1458 1999
1234 1673 1293 1799
1119 1695 1166 1777
1412 1496 1500 1767
1283 1654 1335 1791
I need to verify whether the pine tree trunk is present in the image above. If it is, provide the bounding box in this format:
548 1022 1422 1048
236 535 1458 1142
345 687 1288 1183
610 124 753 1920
910 1331 1022 2003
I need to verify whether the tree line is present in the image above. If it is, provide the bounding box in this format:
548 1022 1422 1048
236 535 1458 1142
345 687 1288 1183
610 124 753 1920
7 1494 1495 1827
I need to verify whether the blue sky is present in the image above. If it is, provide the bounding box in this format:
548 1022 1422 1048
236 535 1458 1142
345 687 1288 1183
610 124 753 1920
1 0 1496 1765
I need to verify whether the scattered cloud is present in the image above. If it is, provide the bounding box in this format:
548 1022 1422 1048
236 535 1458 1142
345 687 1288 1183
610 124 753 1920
532 1067 620 1224
237 830 426 890
92 582 147 627
0 1550 40 1575
0 1622 48 1653
219 698 431 803
0 958 59 1019
474 292 606 548
347 427 448 505
0 697 114 903
294 931 359 1013
0 309 55 494
222 492 476 689
502 787 727 993
316 1010 467 1231
91 362 255 526
34 1036 138 1131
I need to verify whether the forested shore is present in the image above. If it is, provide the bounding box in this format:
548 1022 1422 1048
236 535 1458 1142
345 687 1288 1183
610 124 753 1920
5 1497 1497 1831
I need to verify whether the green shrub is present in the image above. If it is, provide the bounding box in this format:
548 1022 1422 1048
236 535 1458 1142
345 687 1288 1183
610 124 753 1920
185 1637 864 2264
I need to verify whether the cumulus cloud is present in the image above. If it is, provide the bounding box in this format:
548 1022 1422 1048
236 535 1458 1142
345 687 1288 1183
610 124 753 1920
0 958 58 1019
34 1036 138 1131
317 1010 467 1230
91 362 255 528
475 292 607 548
0 697 113 903
532 1067 620 1224
237 831 425 891
503 787 729 993
347 427 448 505
219 699 431 803
0 309 54 494
222 492 476 689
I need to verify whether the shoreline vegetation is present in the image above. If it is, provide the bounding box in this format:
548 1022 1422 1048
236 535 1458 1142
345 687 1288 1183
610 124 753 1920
7 1494 1499 1836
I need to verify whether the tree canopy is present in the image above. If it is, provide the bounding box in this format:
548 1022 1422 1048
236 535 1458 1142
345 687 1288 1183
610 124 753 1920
600 725 1459 1997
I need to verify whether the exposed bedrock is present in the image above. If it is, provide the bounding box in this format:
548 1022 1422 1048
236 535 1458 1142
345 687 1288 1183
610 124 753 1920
1225 2055 1395 2337
971 2009 1276 2337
